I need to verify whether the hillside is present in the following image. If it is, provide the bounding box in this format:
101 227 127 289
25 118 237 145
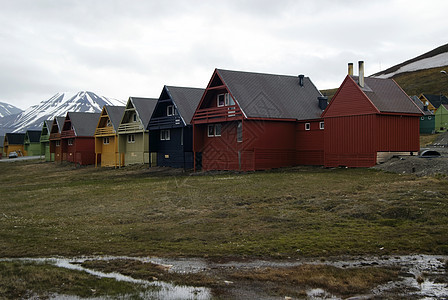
0 91 124 135
0 102 22 118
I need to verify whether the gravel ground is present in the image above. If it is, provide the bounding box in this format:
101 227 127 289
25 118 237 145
373 132 448 177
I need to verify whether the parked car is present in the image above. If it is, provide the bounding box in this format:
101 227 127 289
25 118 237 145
8 151 18 159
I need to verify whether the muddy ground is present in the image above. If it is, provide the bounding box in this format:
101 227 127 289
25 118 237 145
373 132 448 177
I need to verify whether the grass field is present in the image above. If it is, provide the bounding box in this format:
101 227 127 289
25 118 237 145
1 160 447 298
1 160 447 258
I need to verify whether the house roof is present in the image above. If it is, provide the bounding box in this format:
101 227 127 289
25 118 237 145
164 86 205 124
5 133 25 145
216 69 324 120
44 120 53 130
130 97 158 127
0 136 4 148
55 116 66 132
104 105 126 131
420 93 448 109
350 76 422 114
66 112 101 136
25 130 41 143
410 96 433 116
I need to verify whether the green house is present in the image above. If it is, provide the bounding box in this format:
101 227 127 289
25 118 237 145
435 104 448 132
117 97 157 166
40 120 53 161
411 96 435 134
24 130 42 156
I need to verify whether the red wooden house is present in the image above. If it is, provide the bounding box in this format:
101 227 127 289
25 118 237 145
49 116 66 162
192 69 326 171
60 112 101 165
322 62 423 167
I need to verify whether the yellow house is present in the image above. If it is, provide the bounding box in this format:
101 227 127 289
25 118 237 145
95 105 126 167
3 133 26 157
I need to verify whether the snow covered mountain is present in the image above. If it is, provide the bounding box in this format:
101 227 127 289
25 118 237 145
372 43 448 79
0 91 125 134
0 102 22 118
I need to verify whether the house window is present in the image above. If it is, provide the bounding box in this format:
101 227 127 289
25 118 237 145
106 119 112 127
421 117 424 120
167 105 176 116
305 123 311 131
132 113 137 122
428 116 432 120
56 140 60 147
217 93 234 107
237 121 243 142
103 137 110 144
127 134 135 143
160 129 170 141
319 122 324 130
68 139 74 146
208 124 222 137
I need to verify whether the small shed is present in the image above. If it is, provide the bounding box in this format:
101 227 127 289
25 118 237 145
24 130 42 156
3 133 25 157
60 112 101 165
94 105 126 167
323 62 423 167
435 104 448 132
148 85 205 169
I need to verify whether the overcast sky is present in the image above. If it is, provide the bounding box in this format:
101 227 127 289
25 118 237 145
1 0 447 110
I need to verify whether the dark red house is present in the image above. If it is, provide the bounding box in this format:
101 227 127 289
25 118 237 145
60 112 101 165
322 62 423 167
49 116 66 162
192 69 326 171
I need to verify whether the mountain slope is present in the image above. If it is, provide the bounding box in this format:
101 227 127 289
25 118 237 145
0 91 125 134
0 102 22 118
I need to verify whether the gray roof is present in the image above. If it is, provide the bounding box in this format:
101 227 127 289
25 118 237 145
5 133 25 145
351 76 422 114
104 105 126 131
165 86 205 124
130 97 158 127
25 130 41 143
0 136 4 147
411 96 433 116
216 69 324 120
421 93 448 109
55 116 66 133
67 112 101 137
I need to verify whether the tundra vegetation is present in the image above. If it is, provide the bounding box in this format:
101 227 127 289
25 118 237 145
0 152 447 298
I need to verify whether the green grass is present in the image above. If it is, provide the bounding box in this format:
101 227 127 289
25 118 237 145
0 160 447 259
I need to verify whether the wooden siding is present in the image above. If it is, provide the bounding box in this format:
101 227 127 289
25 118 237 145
295 120 324 165
61 137 95 165
24 143 41 156
419 116 435 134
376 115 420 152
95 135 119 167
150 127 194 169
118 132 150 166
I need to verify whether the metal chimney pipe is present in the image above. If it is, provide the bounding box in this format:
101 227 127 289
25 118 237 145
348 63 354 76
358 61 365 88
298 74 304 87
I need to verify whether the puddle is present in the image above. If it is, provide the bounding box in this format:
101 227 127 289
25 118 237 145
1 254 447 299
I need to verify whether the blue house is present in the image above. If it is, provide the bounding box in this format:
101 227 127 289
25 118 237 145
148 86 205 169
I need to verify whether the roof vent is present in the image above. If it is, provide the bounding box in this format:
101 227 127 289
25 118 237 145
298 74 304 87
318 96 328 110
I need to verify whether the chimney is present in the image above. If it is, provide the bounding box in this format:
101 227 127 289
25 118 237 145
358 61 365 88
298 74 304 87
318 96 328 110
348 63 354 76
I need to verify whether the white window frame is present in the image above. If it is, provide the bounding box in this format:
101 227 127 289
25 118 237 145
68 139 74 146
319 122 324 130
305 123 311 131
237 121 243 142
160 129 170 141
167 105 175 116
106 119 112 127
127 134 135 143
56 140 60 147
103 137 110 144
217 93 226 107
214 124 222 136
208 124 222 137
132 113 137 122
428 116 432 120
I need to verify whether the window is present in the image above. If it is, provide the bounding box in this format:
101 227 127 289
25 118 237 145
106 119 112 127
319 122 324 130
305 123 311 131
237 121 243 142
428 116 432 120
132 113 137 122
421 117 424 120
217 93 234 107
160 129 170 141
68 139 74 145
56 140 60 147
167 105 176 116
103 137 110 144
127 134 135 143
208 124 222 137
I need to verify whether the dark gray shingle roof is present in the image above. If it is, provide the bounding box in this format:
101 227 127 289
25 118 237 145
67 112 101 137
25 130 41 143
351 76 422 114
104 105 126 131
56 116 66 133
421 94 448 109
5 133 25 145
165 86 205 124
411 96 433 116
130 98 158 127
216 69 324 120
